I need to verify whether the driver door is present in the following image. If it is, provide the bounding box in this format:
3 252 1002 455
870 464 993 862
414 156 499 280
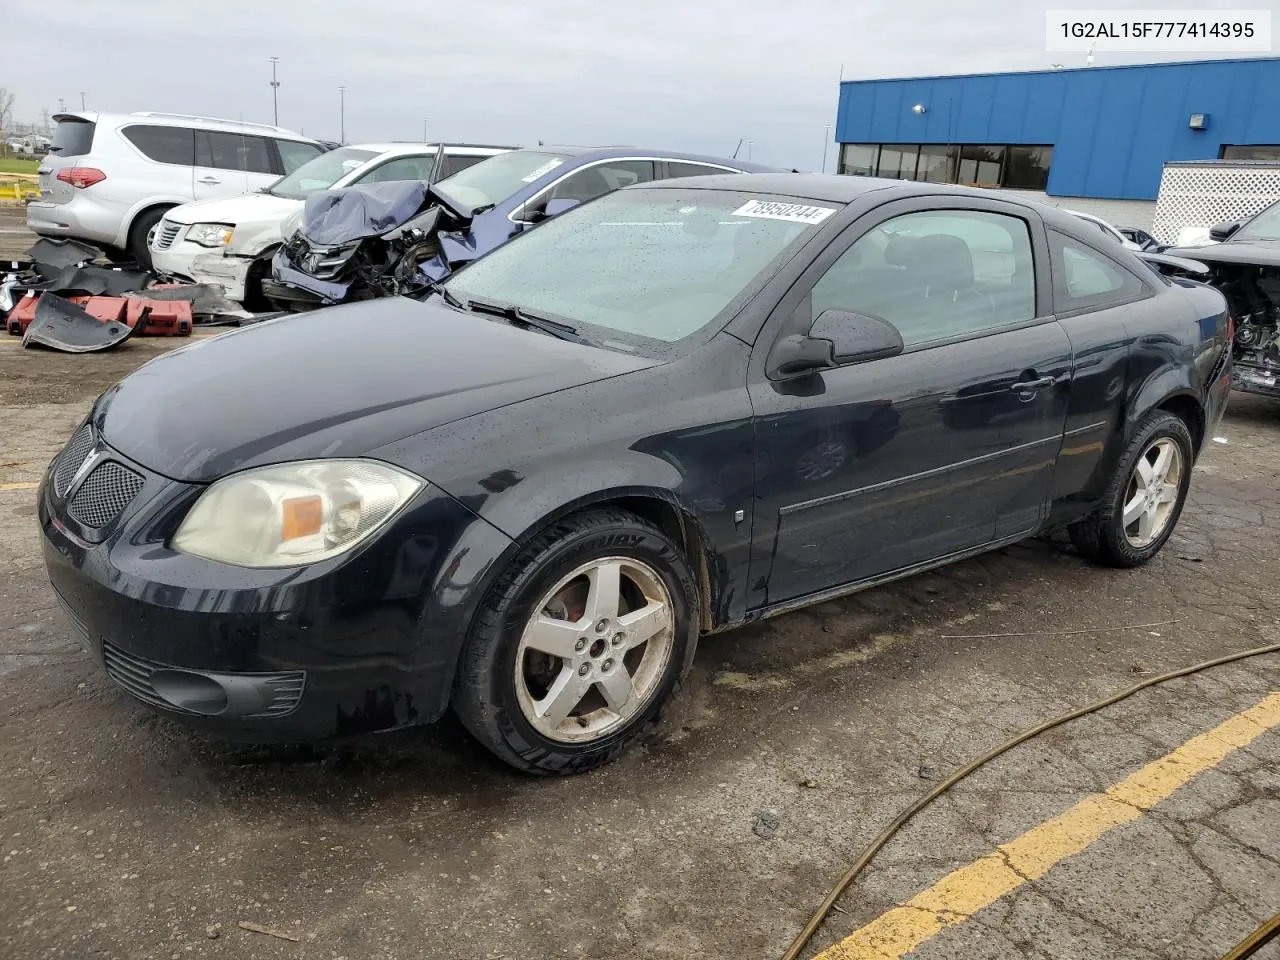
748 197 1072 606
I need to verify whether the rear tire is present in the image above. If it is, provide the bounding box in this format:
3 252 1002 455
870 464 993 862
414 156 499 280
127 207 170 271
1068 411 1193 567
453 508 699 775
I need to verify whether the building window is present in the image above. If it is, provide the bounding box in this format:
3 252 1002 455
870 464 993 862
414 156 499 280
837 142 1052 191
839 143 879 176
1221 145 1280 162
1003 146 1052 190
877 144 919 179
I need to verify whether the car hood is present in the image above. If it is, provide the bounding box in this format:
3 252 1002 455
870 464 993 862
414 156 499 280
94 297 657 482
1163 239 1280 267
164 192 303 227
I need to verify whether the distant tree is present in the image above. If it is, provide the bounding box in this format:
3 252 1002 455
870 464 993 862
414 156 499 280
0 88 14 135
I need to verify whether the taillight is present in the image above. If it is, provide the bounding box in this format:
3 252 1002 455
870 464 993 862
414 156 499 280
56 167 107 189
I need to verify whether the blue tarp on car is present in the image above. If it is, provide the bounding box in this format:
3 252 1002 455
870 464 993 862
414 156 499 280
300 181 428 245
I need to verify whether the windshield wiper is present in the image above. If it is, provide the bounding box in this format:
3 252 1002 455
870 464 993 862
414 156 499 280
465 296 587 344
434 285 468 311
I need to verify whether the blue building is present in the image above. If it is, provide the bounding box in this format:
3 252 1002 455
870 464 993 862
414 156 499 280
833 57 1280 206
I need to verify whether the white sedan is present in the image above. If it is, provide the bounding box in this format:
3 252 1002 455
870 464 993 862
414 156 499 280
149 142 510 309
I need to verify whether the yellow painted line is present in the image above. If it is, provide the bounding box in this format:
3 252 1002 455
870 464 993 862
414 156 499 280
0 481 39 491
816 691 1280 960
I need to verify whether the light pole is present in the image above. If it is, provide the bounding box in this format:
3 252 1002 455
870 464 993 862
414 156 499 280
822 123 831 173
338 86 346 144
268 57 280 126
79 92 86 110
423 118 428 143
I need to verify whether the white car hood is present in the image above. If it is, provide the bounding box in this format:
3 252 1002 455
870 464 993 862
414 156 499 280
165 192 302 227
165 192 305 258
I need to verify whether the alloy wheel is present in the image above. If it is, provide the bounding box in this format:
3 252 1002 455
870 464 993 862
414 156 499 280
1121 437 1183 548
514 557 675 744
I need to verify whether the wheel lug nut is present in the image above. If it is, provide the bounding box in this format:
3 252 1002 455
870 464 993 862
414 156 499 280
578 664 590 676
602 659 614 672
611 633 624 646
595 619 609 633
575 638 587 652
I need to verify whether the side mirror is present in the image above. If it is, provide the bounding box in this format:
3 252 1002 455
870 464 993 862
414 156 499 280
1209 220 1240 242
544 198 580 218
768 309 904 378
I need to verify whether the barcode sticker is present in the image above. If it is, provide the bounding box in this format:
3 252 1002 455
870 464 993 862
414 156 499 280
732 200 835 224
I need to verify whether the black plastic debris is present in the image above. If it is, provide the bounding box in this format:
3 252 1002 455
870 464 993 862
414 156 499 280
41 264 153 297
123 284 250 323
21 294 148 353
26 237 106 278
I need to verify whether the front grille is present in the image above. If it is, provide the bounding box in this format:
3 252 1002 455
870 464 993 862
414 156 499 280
102 641 307 719
67 461 144 528
152 220 182 251
53 425 95 496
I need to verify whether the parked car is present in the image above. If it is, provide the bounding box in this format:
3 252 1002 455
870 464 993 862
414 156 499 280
1064 209 1149 251
27 112 324 269
1166 198 1280 399
39 175 1231 774
150 142 513 310
265 145 778 309
1118 226 1161 251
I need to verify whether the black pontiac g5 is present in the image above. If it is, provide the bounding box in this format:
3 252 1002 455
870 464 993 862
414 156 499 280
39 174 1232 774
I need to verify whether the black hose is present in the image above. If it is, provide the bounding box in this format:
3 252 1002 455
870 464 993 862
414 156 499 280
781 641 1280 960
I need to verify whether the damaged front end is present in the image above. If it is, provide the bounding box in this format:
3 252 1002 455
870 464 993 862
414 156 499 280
265 181 465 311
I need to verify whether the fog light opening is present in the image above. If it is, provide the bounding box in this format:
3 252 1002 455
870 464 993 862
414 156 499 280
150 670 229 716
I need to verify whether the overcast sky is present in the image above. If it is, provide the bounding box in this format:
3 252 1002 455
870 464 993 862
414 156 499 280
6 0 1271 169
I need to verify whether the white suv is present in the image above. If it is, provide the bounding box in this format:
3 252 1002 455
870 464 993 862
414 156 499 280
149 142 511 309
27 111 324 268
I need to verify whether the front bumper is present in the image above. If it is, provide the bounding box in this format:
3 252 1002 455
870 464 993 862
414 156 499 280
151 237 252 303
38 430 513 741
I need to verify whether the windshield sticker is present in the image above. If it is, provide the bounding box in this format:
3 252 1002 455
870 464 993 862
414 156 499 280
732 200 835 225
521 158 564 183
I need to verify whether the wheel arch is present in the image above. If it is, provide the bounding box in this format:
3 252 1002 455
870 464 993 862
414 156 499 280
1126 366 1205 455
498 488 718 635
121 200 180 249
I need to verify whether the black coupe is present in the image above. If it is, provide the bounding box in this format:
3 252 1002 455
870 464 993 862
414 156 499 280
40 174 1233 774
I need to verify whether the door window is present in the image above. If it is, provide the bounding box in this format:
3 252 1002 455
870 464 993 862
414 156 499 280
810 209 1037 346
354 155 437 184
547 160 655 203
196 131 274 174
276 140 323 174
1049 231 1148 312
122 125 194 165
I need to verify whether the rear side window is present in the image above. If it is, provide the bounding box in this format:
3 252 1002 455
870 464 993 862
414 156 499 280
1049 230 1148 312
440 154 485 178
355 155 436 184
276 140 323 174
51 118 96 157
196 131 274 174
666 161 733 178
122 125 194 165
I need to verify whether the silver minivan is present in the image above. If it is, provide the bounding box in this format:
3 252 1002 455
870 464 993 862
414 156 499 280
27 112 324 267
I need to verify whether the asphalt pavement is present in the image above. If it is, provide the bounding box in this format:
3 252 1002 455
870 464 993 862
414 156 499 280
0 208 1277 959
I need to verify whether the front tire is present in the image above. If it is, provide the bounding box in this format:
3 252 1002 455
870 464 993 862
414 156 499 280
453 509 699 775
1069 411 1193 567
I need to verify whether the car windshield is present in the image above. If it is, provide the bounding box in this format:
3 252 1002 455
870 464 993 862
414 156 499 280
431 151 570 214
267 146 379 199
1234 200 1280 241
442 188 834 357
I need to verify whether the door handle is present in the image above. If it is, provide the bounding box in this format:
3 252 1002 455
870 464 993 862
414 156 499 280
198 176 221 185
1010 376 1055 393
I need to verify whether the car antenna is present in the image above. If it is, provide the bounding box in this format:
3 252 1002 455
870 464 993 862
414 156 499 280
732 138 744 159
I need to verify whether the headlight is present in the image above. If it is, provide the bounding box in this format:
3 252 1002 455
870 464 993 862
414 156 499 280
172 460 424 568
187 223 235 247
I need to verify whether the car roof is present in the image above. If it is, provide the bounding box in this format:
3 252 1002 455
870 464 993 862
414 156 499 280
529 145 777 171
345 142 517 156
55 111 317 144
